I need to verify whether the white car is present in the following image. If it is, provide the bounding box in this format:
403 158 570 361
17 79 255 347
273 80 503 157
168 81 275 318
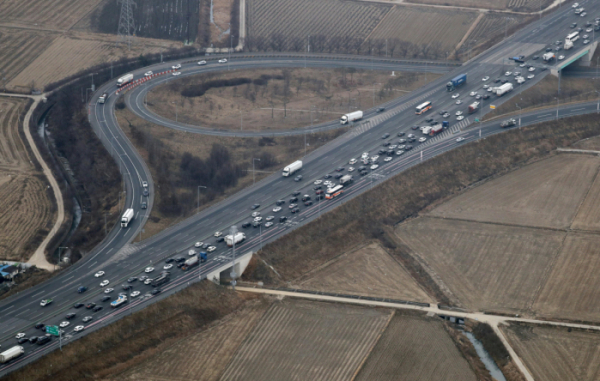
558 55 565 60
265 222 274 228
371 155 379 162
59 321 70 328
396 150 404 155
483 84 488 89
198 60 207 65
384 156 393 162
455 100 462 105
94 271 105 278
361 152 369 159
323 180 333 187
273 207 282 213
194 242 202 248
516 77 525 84
218 59 228 63
40 299 52 307
513 71 520 77
100 280 110 287
348 167 355 172
348 158 357 165
251 211 260 218
313 180 322 185
457 116 465 121
131 291 141 297
254 216 263 222
15 333 25 339
452 93 460 99
370 164 379 170
74 325 85 332
266 216 275 221
144 279 152 285
144 71 153 77
214 231 222 237
584 39 590 44
519 63 526 67
172 72 181 76
487 87 494 92
164 264 173 270
456 137 466 143
172 64 181 70
142 181 148 188
207 246 217 252
505 71 512 76
188 249 196 256
469 91 477 96
572 2 579 8
482 76 489 81
586 28 593 33
104 288 114 294
145 267 154 273
418 137 427 143
455 111 463 116
527 74 535 79
528 67 535 72
581 12 587 17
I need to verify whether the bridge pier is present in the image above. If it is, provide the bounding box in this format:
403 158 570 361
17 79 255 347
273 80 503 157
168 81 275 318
206 251 253 285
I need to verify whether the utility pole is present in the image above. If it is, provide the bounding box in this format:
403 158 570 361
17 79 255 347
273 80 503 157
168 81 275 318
516 103 522 127
229 225 238 290
228 24 233 71
252 158 260 185
305 35 310 68
197 185 206 212
56 246 69 271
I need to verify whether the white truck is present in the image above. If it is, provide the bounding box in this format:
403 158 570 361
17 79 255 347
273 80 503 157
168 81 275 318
225 232 246 247
121 208 134 228
422 126 432 135
340 175 353 185
117 73 134 87
340 111 363 125
98 93 109 104
282 160 302 177
0 346 24 364
543 52 555 62
496 83 514 96
564 39 574 50
110 294 127 308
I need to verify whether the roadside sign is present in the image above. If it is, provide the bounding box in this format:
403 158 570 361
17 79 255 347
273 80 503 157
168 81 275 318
474 118 479 122
46 325 60 336
490 105 496 109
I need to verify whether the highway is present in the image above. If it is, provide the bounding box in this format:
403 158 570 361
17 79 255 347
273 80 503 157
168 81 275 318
2 0 600 375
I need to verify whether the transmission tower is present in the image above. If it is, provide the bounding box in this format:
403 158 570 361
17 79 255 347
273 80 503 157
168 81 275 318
117 0 136 50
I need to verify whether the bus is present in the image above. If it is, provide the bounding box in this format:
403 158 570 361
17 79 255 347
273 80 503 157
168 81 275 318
325 185 344 200
566 31 579 42
415 101 432 115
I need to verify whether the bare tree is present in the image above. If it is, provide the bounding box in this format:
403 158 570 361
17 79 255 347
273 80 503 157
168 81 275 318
291 37 304 52
388 38 398 57
374 39 386 56
271 34 285 52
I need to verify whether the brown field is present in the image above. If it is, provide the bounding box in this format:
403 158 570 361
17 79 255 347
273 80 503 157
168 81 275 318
299 242 434 303
571 169 600 231
148 67 438 131
368 5 478 56
460 13 526 56
0 0 102 30
503 323 600 381
395 217 564 313
246 0 391 50
0 28 58 88
121 298 271 381
356 313 477 381
211 0 236 45
220 299 391 381
404 0 554 12
8 32 180 92
0 98 55 261
429 154 600 229
533 233 600 322
571 136 600 151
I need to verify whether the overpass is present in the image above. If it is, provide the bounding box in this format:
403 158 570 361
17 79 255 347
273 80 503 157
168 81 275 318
551 41 598 76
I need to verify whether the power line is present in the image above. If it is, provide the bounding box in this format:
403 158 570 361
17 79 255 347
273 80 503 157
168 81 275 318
117 0 136 50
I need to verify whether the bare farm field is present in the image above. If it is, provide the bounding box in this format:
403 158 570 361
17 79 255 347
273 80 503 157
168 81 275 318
120 298 271 381
8 32 180 92
298 242 434 303
403 0 554 12
148 67 438 131
429 154 600 229
395 217 564 313
571 136 600 151
356 313 477 381
503 323 600 381
0 0 102 30
220 299 391 381
368 6 478 56
0 98 55 261
571 169 600 232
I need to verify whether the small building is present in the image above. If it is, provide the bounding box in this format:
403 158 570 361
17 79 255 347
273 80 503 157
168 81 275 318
0 265 19 280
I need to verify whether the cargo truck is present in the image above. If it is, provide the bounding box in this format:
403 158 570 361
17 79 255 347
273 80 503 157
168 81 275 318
117 74 134 87
0 346 24 364
446 74 467 91
98 93 109 104
496 83 513 96
282 160 302 177
422 126 432 135
151 272 170 287
121 208 134 228
225 232 246 247
564 39 574 50
110 294 127 308
500 118 517 128
511 55 525 63
430 124 443 135
468 102 480 114
340 111 363 124
543 52 555 62
182 252 207 270
339 175 353 185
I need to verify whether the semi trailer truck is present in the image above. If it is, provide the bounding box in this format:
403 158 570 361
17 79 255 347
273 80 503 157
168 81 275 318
340 111 363 124
121 208 134 228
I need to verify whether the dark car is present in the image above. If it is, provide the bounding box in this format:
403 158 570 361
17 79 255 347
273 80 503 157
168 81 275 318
378 149 386 155
304 201 313 206
279 216 288 223
17 337 28 345
554 46 562 51
294 175 302 182
253 221 261 228
397 131 405 137
381 133 390 139
483 94 490 100
66 313 76 320
242 222 251 228
411 125 419 130
177 262 185 268
405 145 414 151
408 137 416 143
501 79 509 84
333 173 343 179
29 336 38 344
438 110 446 115
37 336 51 345
336 167 345 172
571 22 577 28
216 236 225 243
93 305 103 312
276 199 285 206
127 277 138 283
202 243 209 250
73 303 84 309
290 196 298 203
251 203 260 210
291 208 299 214
360 170 368 176
143 189 149 197
77 286 87 293
141 202 147 209
315 189 323 195
175 257 186 263
387 150 395 156
122 284 132 291
545 47 553 52
313 185 322 190
86 303 96 309
425 117 434 123
101 296 111 302
151 289 161 295
494 78 502 83
381 141 390 147
532 55 539 60
315 193 325 200
35 323 46 330
398 139 406 144
165 258 175 263
292 191 301 196
376 107 385 112
302 195 311 201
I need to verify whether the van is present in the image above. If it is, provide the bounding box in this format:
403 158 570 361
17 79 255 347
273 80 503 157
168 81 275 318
37 336 51 345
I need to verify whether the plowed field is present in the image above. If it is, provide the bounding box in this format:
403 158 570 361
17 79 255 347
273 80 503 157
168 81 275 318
404 0 553 12
0 0 102 30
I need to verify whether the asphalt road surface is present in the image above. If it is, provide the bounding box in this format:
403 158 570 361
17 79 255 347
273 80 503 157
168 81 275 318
2 0 600 375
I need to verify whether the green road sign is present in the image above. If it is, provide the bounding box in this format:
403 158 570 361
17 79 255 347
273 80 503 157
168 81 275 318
46 325 60 336
474 118 480 122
